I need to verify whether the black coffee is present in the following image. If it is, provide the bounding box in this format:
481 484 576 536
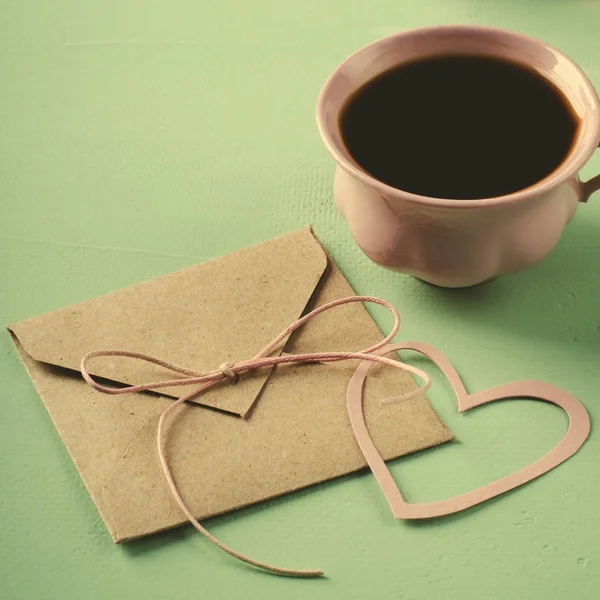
340 54 579 199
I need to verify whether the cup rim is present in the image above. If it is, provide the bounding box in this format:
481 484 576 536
316 25 600 209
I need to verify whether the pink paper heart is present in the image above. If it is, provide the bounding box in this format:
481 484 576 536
347 342 590 519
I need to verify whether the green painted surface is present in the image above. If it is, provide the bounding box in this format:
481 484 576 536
1 2 599 598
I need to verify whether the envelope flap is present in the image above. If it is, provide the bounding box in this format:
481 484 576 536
8 228 327 416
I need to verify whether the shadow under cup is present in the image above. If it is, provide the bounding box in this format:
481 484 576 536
316 26 600 287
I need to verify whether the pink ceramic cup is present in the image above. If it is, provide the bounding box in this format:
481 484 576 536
316 25 600 288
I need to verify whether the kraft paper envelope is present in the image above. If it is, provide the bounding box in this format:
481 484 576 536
8 228 453 542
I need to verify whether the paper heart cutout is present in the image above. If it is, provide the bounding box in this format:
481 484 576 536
347 342 590 519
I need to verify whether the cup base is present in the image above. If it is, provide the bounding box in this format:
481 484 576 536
412 274 496 289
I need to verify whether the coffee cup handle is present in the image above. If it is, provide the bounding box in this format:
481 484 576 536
581 143 600 202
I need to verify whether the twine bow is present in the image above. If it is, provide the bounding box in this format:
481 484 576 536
81 296 431 577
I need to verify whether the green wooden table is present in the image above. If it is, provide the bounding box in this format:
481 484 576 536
2 2 599 598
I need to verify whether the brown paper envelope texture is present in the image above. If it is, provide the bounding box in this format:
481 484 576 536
8 228 453 541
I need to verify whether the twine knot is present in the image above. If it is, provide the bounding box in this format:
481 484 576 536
219 362 239 383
